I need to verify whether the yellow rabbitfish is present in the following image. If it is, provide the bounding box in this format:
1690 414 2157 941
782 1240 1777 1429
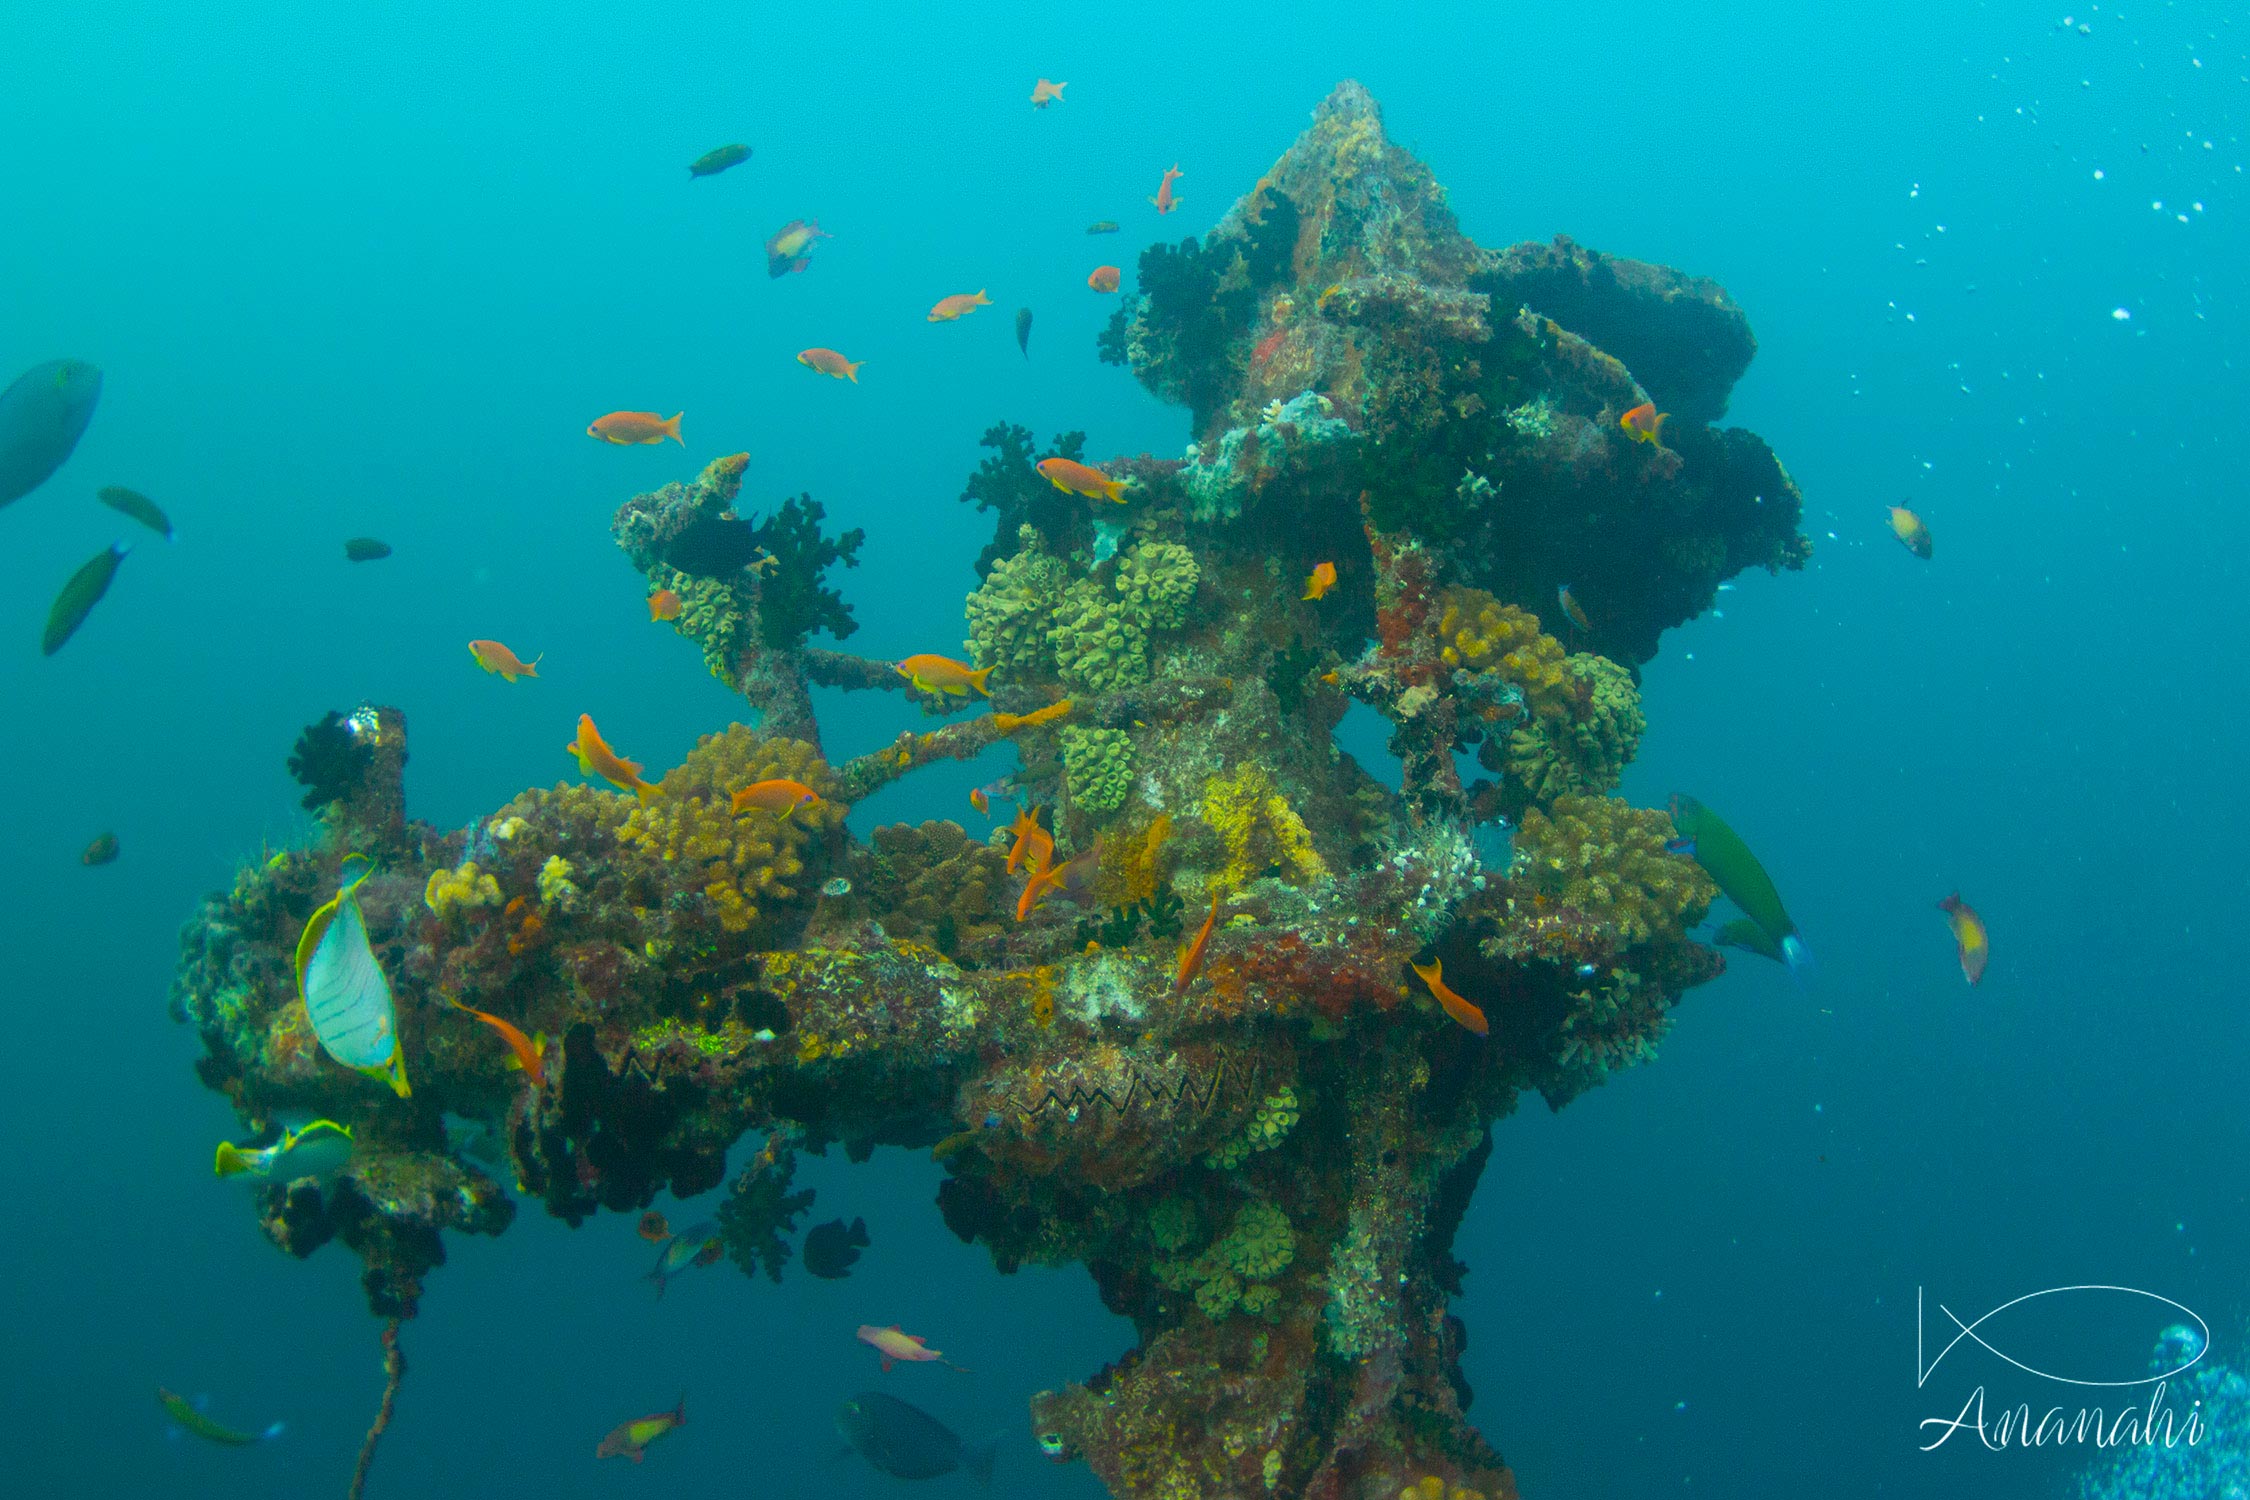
295 855 409 1096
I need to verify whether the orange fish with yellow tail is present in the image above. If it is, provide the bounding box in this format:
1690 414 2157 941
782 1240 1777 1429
1087 265 1121 293
468 639 542 682
1410 957 1489 1038
797 347 864 383
565 713 661 800
731 779 821 819
1035 456 1125 503
588 410 683 446
1618 401 1668 447
1888 506 1933 559
1174 893 1222 994
1149 163 1184 214
1302 561 1337 600
1938 892 1988 985
648 589 682 622
1004 806 1053 876
1016 841 1098 922
895 653 993 697
927 290 992 323
447 995 546 1086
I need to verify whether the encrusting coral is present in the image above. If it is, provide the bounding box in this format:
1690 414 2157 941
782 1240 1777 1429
167 81 1818 1500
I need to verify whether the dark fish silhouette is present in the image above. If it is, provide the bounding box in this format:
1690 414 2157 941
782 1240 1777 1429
688 143 750 179
1015 307 1032 358
82 832 120 866
98 485 173 540
802 1216 869 1279
836 1392 996 1483
1086 220 1119 234
0 359 103 508
43 543 127 655
344 537 392 562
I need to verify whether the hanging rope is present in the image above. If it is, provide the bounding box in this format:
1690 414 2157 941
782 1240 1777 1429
346 1318 406 1500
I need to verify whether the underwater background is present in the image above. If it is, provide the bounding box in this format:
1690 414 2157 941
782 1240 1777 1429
3 1 2245 1496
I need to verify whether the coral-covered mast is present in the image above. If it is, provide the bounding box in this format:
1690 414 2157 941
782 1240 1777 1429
171 82 1805 1500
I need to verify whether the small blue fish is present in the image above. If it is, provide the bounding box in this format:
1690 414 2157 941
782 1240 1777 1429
1664 835 1697 857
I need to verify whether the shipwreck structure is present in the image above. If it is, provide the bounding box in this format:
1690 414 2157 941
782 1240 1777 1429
172 83 1806 1500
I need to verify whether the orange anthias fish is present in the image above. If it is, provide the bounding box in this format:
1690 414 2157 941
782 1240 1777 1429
766 218 830 277
1409 957 1490 1038
638 1210 672 1242
648 589 682 622
895 653 994 697
447 996 546 1086
798 347 865 383
856 1324 970 1373
1557 584 1591 633
1016 841 1099 922
1087 265 1121 293
588 410 683 446
596 1397 686 1463
1938 892 1988 985
1035 456 1125 503
969 786 991 815
1174 893 1222 994
1888 505 1933 559
1031 78 1067 108
468 639 541 682
1149 163 1184 214
1302 561 1337 600
565 713 661 800
1618 401 1668 447
1004 807 1053 875
731 779 822 819
928 290 993 322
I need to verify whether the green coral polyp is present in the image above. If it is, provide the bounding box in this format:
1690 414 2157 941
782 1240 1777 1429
1061 727 1134 816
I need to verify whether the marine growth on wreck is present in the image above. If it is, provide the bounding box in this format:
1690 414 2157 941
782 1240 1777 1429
170 82 1806 1500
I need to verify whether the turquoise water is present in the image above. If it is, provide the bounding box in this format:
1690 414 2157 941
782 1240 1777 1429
3 2 2244 1495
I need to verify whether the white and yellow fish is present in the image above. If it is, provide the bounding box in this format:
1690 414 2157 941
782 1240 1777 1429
295 855 410 1096
214 1118 356 1181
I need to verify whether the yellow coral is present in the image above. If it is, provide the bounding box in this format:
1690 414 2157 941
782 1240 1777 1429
992 699 1073 733
1437 587 1568 711
1200 764 1327 894
536 855 577 908
617 725 842 935
424 861 501 918
1511 794 1714 945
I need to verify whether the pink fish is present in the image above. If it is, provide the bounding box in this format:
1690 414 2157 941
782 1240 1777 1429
856 1324 970 1373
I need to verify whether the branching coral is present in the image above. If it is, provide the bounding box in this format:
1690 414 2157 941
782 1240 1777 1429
1509 794 1713 945
617 727 841 937
1200 763 1328 893
288 710 374 813
745 494 863 650
960 423 1090 569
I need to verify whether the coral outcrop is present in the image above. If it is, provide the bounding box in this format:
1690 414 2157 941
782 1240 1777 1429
169 81 1811 1500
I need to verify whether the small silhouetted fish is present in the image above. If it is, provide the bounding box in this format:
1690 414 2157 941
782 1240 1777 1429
836 1392 996 1483
665 513 761 578
82 832 119 866
803 1216 869 1279
1086 220 1119 234
0 359 103 509
43 543 127 656
344 537 392 562
1015 307 1032 358
98 485 173 541
688 143 751 179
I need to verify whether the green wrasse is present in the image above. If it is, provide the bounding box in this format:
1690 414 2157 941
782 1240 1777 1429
158 1388 284 1446
1668 795 1808 977
98 485 174 540
42 543 127 655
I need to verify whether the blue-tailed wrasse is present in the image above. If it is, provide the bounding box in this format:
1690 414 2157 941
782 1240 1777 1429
42 542 127 656
1409 957 1489 1037
1016 308 1032 358
1557 583 1591 634
646 1221 723 1297
1668 795 1809 979
1709 916 1785 963
688 143 750 179
97 485 173 540
214 1118 355 1182
343 536 391 561
597 1397 686 1462
158 1389 284 1447
295 855 410 1096
1938 892 1988 985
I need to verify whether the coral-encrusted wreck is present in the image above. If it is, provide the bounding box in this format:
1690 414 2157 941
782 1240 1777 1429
171 83 1805 1500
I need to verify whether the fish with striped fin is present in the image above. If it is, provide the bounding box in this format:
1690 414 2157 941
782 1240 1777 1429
295 854 409 1096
